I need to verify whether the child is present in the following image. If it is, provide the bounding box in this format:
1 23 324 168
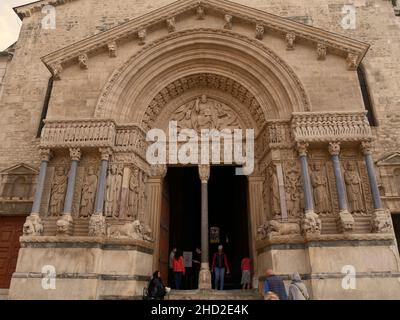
241 257 251 290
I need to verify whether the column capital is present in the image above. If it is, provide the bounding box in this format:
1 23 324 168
296 142 309 157
99 147 113 161
69 148 82 161
39 148 53 162
361 141 373 156
149 164 167 178
198 165 210 183
328 142 341 156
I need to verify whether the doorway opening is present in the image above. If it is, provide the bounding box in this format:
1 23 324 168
166 166 250 290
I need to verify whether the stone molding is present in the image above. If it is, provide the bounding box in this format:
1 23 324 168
19 236 155 251
39 0 369 76
256 232 395 251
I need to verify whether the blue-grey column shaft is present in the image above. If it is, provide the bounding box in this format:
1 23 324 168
331 154 348 211
94 159 109 214
201 182 209 265
31 160 49 214
299 155 315 212
63 160 79 214
364 153 382 209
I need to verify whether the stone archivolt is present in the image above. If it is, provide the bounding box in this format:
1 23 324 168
144 74 265 130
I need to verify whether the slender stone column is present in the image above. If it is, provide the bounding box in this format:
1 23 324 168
148 165 167 272
247 175 264 289
23 149 52 236
361 142 382 210
297 143 321 236
198 165 212 290
89 148 112 237
56 148 81 236
328 142 354 233
361 142 393 234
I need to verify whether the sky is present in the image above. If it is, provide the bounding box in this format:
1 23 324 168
0 0 34 51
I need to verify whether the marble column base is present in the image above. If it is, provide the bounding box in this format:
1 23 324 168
89 214 107 237
371 209 393 234
198 268 212 290
302 210 322 236
337 210 355 233
56 214 74 236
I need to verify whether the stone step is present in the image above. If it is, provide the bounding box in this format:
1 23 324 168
0 289 9 301
167 289 264 301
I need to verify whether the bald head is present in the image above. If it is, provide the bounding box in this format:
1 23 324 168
266 269 274 277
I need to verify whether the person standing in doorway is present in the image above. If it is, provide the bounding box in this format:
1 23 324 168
241 256 251 290
169 247 177 288
192 247 202 289
264 269 288 300
172 250 185 290
212 245 230 290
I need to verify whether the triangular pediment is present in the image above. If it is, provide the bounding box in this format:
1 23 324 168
1 163 38 176
377 153 400 166
40 0 370 78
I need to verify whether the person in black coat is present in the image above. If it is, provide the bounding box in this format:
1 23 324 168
147 271 167 300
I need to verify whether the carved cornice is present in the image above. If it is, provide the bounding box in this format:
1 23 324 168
292 111 373 144
40 0 369 77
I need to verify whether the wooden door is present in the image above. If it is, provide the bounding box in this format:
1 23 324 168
0 216 25 288
159 180 170 281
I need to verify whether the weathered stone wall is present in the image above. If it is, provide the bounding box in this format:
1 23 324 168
0 0 398 171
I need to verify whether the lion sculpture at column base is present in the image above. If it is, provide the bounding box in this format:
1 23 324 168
107 220 153 242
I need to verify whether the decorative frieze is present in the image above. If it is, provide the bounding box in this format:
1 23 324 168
292 112 373 143
41 120 116 149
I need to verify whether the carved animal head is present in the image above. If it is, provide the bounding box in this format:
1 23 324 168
23 220 35 236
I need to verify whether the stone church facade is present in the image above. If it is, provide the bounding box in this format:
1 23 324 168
0 0 399 300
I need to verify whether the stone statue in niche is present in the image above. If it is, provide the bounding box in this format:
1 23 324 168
128 168 140 219
80 167 98 218
268 165 281 218
49 167 68 217
310 162 331 214
105 165 122 218
172 95 240 131
138 172 148 222
344 162 364 213
285 166 302 218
